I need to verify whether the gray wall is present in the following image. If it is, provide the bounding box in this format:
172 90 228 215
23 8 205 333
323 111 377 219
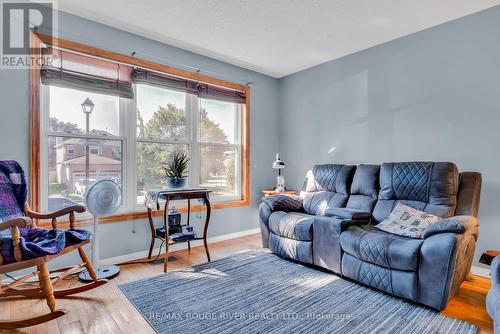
2 6 499 270
0 11 279 268
278 5 500 268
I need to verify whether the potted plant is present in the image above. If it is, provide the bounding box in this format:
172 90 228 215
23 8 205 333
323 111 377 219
162 152 189 189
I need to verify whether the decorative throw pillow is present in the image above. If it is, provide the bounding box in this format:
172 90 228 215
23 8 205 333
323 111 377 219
375 203 442 238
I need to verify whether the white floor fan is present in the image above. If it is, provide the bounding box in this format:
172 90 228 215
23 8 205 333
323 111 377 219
79 180 122 282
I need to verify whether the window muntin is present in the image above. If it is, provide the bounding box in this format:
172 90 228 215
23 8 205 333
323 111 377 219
42 80 244 213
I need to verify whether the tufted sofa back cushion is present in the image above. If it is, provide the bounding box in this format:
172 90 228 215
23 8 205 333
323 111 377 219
346 164 380 212
372 162 459 223
300 164 355 215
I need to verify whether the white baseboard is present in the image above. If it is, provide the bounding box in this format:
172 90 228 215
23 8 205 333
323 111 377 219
101 228 261 266
471 265 490 278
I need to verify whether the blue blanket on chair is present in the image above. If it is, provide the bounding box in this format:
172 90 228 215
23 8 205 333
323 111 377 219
0 160 91 264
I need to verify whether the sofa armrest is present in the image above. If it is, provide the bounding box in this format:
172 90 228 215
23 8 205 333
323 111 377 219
492 256 500 285
324 208 371 220
486 285 500 329
423 215 479 239
259 194 303 249
485 259 499 326
419 230 477 310
261 194 303 213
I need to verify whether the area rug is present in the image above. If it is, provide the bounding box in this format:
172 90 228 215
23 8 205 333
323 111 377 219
119 249 477 334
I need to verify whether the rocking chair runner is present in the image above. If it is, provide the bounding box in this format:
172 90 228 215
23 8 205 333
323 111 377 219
0 161 107 330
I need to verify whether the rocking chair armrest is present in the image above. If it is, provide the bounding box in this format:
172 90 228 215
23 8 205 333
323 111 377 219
0 216 33 231
25 205 86 220
0 217 31 262
25 205 85 229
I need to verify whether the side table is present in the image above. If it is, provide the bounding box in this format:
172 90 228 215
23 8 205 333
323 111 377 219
479 250 500 266
145 188 212 272
262 189 297 197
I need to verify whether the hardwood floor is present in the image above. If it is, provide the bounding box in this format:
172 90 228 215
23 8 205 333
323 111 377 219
0 234 493 333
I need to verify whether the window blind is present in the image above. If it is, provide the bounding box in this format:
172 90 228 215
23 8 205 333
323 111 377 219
132 68 246 104
40 47 246 103
40 47 134 99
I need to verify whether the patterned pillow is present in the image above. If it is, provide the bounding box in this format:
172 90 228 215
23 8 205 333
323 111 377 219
375 203 441 238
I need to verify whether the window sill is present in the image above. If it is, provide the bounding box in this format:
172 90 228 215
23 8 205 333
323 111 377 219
37 198 250 228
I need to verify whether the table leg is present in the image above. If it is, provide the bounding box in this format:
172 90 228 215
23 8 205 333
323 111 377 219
147 208 155 260
163 198 170 273
187 199 191 251
202 194 211 262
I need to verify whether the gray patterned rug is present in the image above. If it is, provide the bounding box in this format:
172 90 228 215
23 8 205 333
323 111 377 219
119 249 477 334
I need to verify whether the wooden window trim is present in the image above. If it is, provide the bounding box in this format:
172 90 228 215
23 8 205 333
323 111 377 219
29 33 250 227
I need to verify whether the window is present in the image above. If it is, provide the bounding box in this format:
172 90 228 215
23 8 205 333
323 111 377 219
42 86 124 211
38 47 248 216
66 145 75 155
134 85 242 204
89 145 103 156
135 84 189 204
198 98 241 199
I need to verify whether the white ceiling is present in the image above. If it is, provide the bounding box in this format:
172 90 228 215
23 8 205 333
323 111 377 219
58 0 500 78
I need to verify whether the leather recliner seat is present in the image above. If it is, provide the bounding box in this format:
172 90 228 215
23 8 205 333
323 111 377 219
259 161 482 310
266 164 355 265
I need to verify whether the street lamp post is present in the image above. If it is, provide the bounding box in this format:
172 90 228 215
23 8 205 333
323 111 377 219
81 98 95 191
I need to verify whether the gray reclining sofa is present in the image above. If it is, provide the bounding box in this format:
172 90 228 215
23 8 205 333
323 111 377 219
487 256 500 334
259 162 482 310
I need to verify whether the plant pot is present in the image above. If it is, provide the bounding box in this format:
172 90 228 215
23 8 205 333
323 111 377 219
165 177 187 189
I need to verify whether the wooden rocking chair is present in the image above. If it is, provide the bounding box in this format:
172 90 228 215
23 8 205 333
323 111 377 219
0 162 107 330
